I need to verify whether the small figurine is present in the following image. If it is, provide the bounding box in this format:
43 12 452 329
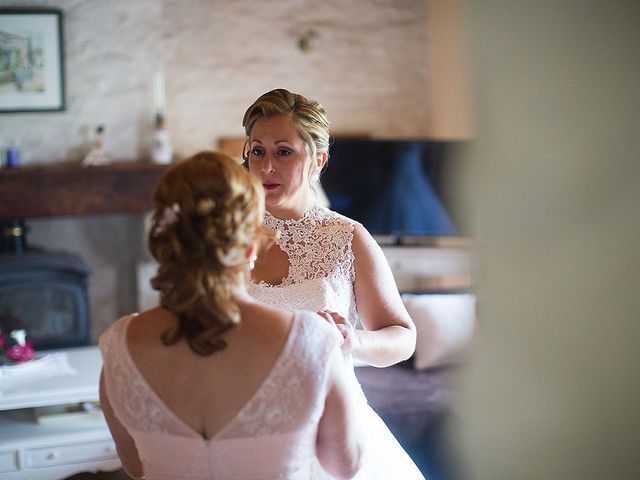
0 314 36 363
82 125 110 166
4 329 35 362
151 112 173 164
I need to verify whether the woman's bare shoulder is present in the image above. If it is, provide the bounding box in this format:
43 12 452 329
129 305 173 324
238 300 295 337
351 222 386 265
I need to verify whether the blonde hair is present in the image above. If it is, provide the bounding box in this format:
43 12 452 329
242 89 331 182
148 151 268 355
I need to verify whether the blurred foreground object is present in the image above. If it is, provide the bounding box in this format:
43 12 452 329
456 1 640 479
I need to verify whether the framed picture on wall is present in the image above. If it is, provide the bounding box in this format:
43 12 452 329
0 9 65 113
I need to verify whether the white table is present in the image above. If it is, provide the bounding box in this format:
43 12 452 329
0 346 121 479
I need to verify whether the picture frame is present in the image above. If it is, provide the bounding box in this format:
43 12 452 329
0 9 65 113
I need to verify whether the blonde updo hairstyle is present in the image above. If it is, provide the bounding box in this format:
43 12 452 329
242 88 331 189
148 151 268 355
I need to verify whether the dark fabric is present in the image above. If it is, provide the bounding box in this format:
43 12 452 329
356 361 453 441
355 362 464 480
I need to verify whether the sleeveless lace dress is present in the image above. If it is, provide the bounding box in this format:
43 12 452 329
248 205 426 480
99 310 340 480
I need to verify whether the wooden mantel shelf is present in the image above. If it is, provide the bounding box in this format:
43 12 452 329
0 161 169 219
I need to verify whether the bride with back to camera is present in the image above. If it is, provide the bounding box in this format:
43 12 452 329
243 88 425 479
99 152 364 479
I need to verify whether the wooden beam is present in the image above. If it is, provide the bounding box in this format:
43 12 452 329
0 162 169 219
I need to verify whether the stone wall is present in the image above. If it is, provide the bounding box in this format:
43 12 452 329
0 0 432 339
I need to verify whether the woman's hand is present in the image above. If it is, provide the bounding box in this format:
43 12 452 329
317 310 360 353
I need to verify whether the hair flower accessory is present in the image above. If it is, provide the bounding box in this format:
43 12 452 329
196 198 216 215
154 203 180 235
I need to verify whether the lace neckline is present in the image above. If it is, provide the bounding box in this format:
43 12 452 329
250 205 356 291
264 204 323 228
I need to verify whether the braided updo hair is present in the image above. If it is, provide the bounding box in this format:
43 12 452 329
148 151 268 355
241 88 331 182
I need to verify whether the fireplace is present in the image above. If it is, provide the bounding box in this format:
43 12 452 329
0 162 169 353
0 248 91 350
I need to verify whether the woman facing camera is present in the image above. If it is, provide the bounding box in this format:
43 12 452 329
243 89 425 479
99 151 363 480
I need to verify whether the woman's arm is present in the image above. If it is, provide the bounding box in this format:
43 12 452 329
316 345 364 479
350 223 416 367
99 369 144 480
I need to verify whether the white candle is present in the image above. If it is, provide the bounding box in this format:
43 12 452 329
153 70 166 114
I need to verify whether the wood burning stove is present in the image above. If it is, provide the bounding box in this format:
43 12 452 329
0 249 91 350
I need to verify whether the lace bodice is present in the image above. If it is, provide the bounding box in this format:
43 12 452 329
99 310 339 480
247 207 426 480
249 206 360 327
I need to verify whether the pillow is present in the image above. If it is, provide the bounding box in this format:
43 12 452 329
402 293 476 369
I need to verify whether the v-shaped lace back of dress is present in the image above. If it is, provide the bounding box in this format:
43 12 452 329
250 206 360 327
100 312 336 439
99 311 340 479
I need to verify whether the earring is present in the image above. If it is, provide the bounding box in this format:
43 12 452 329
249 255 257 271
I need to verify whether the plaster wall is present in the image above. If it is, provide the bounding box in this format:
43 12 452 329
0 0 432 338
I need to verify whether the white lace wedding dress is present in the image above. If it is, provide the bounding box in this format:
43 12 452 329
248 205 426 479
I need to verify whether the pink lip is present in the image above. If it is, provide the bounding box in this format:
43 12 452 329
263 183 280 191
